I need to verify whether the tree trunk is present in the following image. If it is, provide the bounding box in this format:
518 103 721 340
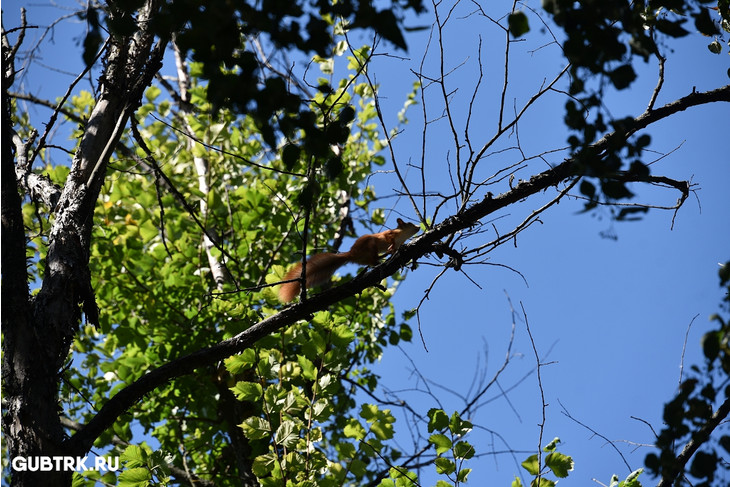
2 46 71 486
2 2 164 484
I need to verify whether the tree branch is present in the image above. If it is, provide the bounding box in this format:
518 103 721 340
656 395 730 487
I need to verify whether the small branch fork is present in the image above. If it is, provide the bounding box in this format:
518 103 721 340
62 83 729 456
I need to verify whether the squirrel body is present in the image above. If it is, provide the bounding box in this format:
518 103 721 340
279 218 419 302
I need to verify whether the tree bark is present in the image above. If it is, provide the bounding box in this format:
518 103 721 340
2 2 164 485
3 14 72 487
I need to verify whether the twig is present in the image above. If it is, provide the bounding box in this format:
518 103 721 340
559 400 632 471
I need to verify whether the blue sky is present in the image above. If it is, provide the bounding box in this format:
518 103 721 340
4 1 729 485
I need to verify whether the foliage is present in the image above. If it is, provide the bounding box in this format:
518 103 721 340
541 0 730 211
607 469 646 487
511 438 573 487
426 409 475 485
81 0 424 149
45 38 420 482
644 262 730 486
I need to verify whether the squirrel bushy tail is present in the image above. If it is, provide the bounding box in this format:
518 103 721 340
277 218 419 303
278 252 351 302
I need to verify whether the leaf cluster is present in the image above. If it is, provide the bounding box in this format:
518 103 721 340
543 0 727 86
540 0 728 212
79 0 425 150
512 437 574 487
230 303 415 485
644 262 730 486
427 409 475 485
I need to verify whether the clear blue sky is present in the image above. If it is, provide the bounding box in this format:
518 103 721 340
4 1 729 485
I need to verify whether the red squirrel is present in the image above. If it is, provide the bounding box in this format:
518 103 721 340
278 218 420 302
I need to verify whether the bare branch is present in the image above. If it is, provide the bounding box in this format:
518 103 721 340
647 30 666 112
26 37 110 169
520 299 548 483
559 400 633 472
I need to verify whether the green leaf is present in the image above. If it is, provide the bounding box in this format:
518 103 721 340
120 445 146 468
343 419 366 440
449 411 472 436
545 451 574 478
532 479 556 487
337 441 357 459
318 373 334 392
360 403 378 420
427 408 450 432
399 323 413 342
333 40 348 56
457 467 472 482
252 452 278 477
240 416 271 440
275 420 299 448
708 40 722 54
521 454 540 475
117 467 151 487
230 381 263 402
340 459 363 479
543 437 560 452
224 349 256 374
145 85 161 102
297 354 317 381
137 220 158 243
508 11 530 38
435 457 456 475
306 399 330 423
453 440 475 459
318 56 335 74
620 468 644 487
428 433 452 455
370 417 394 440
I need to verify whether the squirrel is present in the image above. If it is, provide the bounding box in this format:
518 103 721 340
278 218 420 302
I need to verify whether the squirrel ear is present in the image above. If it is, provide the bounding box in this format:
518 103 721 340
396 218 405 225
